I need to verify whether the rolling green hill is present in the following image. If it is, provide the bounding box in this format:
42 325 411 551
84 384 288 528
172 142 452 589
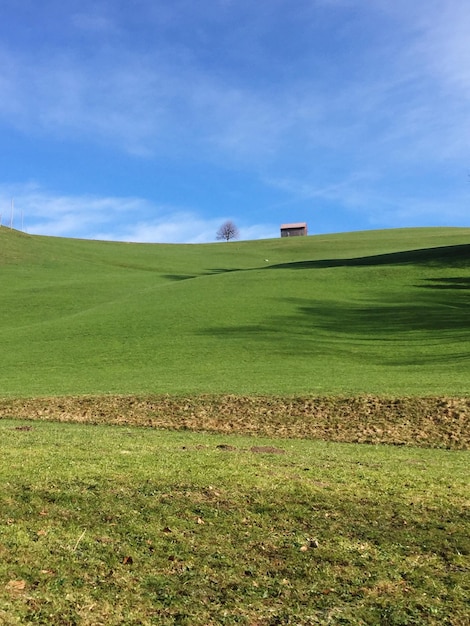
1 226 469 398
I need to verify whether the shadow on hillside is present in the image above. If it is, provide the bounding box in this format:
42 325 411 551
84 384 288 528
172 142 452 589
291 294 470 335
204 268 241 275
198 243 470 365
263 244 470 271
421 277 470 290
201 289 470 365
163 269 241 281
202 244 469 277
163 274 199 281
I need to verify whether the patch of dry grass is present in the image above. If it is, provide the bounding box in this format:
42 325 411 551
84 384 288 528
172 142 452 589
1 394 468 449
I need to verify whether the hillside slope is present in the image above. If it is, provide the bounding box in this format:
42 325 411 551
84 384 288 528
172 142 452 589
1 226 469 397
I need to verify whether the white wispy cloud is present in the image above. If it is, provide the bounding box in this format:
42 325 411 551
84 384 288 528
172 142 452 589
71 9 120 35
95 217 278 245
0 184 146 237
0 47 176 155
0 45 295 161
1 0 466 166
265 169 470 231
401 0 470 94
94 213 224 245
384 1 470 161
366 194 470 229
0 184 274 243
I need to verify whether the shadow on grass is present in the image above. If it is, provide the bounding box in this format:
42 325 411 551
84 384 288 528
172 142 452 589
421 277 470 290
202 244 469 276
198 243 470 364
163 274 199 281
201 290 470 364
263 244 470 271
163 269 241 281
293 296 470 336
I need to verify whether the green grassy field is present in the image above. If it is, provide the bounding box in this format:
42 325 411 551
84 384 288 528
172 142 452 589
1 226 469 397
1 226 469 625
1 419 468 625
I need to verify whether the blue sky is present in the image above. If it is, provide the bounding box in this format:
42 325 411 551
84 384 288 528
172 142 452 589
1 0 469 243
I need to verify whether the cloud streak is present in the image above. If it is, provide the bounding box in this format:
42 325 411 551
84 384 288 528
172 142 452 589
0 1 468 164
0 184 276 243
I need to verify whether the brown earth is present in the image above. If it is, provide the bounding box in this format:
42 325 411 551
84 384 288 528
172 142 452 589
1 394 469 449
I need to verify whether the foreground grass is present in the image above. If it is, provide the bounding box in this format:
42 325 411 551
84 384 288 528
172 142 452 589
1 420 468 625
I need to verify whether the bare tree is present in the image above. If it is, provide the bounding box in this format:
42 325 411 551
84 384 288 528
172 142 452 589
216 220 239 242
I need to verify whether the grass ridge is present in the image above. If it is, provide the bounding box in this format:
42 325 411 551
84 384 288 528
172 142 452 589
1 394 468 449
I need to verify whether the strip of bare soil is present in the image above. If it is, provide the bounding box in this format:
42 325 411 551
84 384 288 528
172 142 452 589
1 395 469 449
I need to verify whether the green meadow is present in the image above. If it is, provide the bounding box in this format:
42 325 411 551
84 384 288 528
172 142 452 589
1 226 469 397
1 420 469 625
1 226 469 625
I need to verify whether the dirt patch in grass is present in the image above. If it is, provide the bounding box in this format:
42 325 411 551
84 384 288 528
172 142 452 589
0 394 469 449
250 446 285 454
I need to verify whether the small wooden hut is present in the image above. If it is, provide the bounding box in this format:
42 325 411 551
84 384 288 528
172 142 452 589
280 222 308 237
